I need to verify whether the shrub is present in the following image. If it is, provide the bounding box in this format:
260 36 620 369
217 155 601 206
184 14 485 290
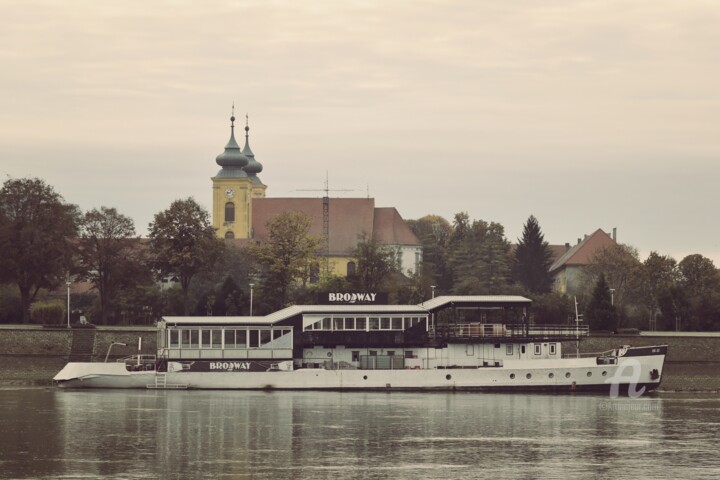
30 301 66 325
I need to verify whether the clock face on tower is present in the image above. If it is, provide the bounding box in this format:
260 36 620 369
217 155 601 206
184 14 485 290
225 188 235 199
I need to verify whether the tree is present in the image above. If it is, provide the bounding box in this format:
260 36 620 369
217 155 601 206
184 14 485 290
189 242 254 315
351 232 397 292
513 215 554 294
446 212 511 294
0 178 79 323
213 276 246 316
675 254 720 330
585 273 616 331
407 215 452 291
78 207 145 324
582 244 642 326
148 198 223 315
252 212 320 312
638 252 679 330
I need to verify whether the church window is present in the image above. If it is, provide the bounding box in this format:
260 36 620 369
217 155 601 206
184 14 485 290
225 202 235 222
347 261 356 277
224 231 235 239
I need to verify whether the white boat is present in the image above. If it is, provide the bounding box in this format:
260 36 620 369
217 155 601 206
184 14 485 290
54 296 667 395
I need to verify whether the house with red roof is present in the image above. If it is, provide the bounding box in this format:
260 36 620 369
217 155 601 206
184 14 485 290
549 229 617 295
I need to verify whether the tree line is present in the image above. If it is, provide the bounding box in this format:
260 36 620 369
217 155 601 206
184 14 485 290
1 177 719 331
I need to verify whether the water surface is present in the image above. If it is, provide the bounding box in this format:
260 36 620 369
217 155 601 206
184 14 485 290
1 389 718 479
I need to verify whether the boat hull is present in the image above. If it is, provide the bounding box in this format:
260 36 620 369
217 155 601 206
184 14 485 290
54 351 665 395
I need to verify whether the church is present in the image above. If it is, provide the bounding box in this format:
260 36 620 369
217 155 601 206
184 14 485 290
210 114 422 278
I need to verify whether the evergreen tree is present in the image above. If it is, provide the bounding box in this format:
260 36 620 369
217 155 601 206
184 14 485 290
585 273 616 331
513 215 554 293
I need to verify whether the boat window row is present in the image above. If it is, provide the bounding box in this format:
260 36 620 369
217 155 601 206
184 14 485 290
167 328 292 349
304 316 426 332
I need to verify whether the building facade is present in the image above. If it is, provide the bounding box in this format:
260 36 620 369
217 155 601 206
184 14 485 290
210 114 422 276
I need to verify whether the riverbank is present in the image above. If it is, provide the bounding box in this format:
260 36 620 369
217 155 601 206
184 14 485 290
0 327 718 391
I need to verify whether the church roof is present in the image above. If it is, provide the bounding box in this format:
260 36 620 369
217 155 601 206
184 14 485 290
549 229 616 272
251 198 420 256
372 207 421 245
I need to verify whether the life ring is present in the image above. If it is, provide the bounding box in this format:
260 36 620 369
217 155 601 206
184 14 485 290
327 352 332 357
305 351 313 357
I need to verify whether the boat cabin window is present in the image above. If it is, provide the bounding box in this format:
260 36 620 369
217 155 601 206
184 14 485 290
506 345 513 356
170 330 179 347
534 344 541 355
302 315 428 332
236 330 247 348
549 343 557 355
521 345 526 355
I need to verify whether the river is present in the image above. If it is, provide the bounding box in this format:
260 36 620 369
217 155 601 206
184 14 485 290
1 389 719 479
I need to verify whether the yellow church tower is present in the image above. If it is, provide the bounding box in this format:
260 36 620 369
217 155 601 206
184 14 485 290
211 112 266 239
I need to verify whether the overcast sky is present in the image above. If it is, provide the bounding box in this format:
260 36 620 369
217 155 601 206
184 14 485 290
2 0 719 264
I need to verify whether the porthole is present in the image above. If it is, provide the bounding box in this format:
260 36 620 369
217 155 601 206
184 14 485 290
526 373 532 379
602 371 607 376
587 372 592 377
510 373 516 379
565 372 571 378
548 373 554 379
363 375 367 380
446 374 452 380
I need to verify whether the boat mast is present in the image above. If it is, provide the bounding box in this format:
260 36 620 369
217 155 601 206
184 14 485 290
574 297 583 359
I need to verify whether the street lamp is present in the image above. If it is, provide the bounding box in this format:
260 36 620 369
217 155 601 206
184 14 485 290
249 284 254 316
430 285 436 299
66 280 71 329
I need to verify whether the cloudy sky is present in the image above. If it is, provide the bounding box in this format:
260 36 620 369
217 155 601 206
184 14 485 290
2 0 719 264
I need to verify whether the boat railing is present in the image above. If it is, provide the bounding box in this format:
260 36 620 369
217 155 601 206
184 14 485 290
118 354 157 372
432 323 589 340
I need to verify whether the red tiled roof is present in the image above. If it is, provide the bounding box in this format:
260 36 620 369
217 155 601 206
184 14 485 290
549 229 616 272
372 208 420 245
252 198 375 255
251 198 420 256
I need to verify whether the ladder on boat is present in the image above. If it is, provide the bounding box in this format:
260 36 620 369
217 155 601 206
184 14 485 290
146 370 188 390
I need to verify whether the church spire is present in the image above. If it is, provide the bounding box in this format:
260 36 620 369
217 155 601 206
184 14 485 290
243 114 264 176
216 106 248 169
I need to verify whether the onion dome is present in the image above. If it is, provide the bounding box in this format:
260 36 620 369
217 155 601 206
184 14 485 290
242 116 263 176
216 114 249 168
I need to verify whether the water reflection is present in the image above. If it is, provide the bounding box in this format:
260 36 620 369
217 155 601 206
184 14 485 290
0 389 718 479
